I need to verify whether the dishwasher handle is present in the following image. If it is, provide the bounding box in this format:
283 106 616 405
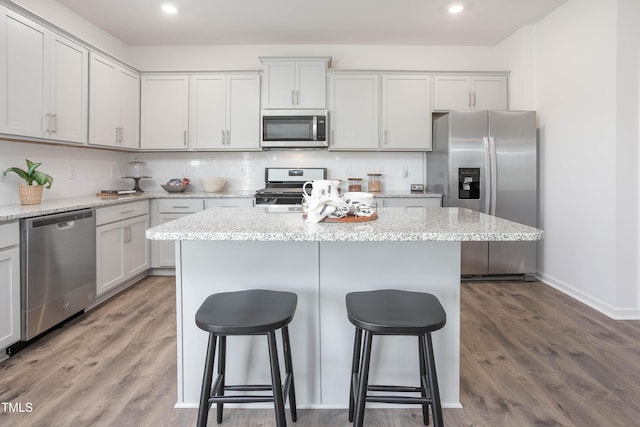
30 209 94 229
56 221 75 230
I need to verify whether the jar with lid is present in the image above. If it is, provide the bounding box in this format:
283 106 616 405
367 173 382 192
348 178 363 192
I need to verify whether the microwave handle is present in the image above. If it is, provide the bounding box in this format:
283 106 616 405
312 116 318 141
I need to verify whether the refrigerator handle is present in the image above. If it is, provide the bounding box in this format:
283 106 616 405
483 137 491 214
489 136 498 215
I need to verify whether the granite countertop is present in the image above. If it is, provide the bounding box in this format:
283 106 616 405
0 190 441 222
146 206 543 242
0 191 255 222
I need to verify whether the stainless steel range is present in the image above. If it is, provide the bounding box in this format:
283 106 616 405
254 167 327 206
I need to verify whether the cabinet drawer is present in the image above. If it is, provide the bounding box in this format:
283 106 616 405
205 198 253 208
158 199 204 213
96 201 149 226
0 222 19 248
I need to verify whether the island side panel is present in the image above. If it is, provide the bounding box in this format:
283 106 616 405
319 241 461 407
177 240 321 406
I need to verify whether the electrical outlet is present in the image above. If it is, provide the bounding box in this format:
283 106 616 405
240 167 246 177
402 166 409 177
68 165 77 180
345 166 352 176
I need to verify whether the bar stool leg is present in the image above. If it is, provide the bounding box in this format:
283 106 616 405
423 333 443 427
418 335 430 425
353 330 373 427
348 327 363 422
281 326 297 422
267 330 287 427
216 335 227 424
197 333 218 427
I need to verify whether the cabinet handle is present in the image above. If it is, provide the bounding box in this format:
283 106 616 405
472 92 476 108
330 129 334 146
296 90 300 106
172 206 190 209
44 113 51 133
51 114 57 133
384 129 388 145
184 130 187 146
226 130 230 145
120 209 135 215
468 92 472 109
120 127 124 144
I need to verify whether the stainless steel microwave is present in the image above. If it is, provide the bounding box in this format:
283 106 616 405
261 110 328 149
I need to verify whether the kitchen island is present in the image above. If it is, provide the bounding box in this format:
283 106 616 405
146 206 543 409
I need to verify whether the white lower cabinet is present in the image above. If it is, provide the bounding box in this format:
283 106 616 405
0 222 20 353
204 198 254 208
96 201 150 296
151 199 204 268
381 197 442 207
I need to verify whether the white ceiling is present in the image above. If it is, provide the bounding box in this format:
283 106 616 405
55 0 567 47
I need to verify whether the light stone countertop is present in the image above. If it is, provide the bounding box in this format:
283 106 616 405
146 206 543 242
0 191 255 222
0 190 441 222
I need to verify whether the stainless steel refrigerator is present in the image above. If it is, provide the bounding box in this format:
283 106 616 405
427 110 537 279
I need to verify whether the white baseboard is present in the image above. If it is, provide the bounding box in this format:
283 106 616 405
536 272 640 320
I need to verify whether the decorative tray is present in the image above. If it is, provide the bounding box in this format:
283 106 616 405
304 212 378 223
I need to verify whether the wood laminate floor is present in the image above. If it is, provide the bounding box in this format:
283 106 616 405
1 276 639 426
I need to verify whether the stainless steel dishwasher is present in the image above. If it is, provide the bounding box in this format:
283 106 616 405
20 209 96 341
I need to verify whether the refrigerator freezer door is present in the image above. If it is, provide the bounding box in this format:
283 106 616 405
446 111 490 275
487 111 537 274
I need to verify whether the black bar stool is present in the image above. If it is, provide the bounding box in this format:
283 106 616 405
346 289 446 427
195 289 298 427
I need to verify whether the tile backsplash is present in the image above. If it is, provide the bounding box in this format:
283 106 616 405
1 140 427 205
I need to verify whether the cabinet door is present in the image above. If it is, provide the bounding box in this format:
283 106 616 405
0 10 48 138
118 68 140 149
50 34 88 143
89 53 118 146
472 76 508 110
328 74 378 150
189 75 226 149
226 74 260 150
262 61 296 109
140 75 189 149
0 247 20 350
155 213 185 267
433 75 472 111
296 61 326 109
96 221 126 296
381 75 431 151
126 216 150 277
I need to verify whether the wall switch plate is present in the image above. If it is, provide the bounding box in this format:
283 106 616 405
411 184 424 192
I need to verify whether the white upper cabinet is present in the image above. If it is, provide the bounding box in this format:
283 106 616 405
260 57 329 109
89 53 140 149
189 73 260 150
329 74 379 150
140 75 189 150
329 73 431 151
380 74 432 151
0 9 88 143
433 75 508 111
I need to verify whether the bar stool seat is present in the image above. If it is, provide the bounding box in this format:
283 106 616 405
196 289 297 427
346 289 446 427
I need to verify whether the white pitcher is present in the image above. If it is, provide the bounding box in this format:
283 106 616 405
302 180 341 198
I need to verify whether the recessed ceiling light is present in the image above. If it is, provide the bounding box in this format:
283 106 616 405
161 4 178 14
448 4 464 14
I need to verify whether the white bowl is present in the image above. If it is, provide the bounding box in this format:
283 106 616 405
344 192 375 206
200 177 226 192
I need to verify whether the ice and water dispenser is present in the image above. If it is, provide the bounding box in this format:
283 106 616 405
458 168 480 199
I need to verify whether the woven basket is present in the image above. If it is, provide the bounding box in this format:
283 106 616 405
19 185 44 205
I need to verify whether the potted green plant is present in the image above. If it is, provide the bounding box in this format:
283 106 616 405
3 159 54 205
